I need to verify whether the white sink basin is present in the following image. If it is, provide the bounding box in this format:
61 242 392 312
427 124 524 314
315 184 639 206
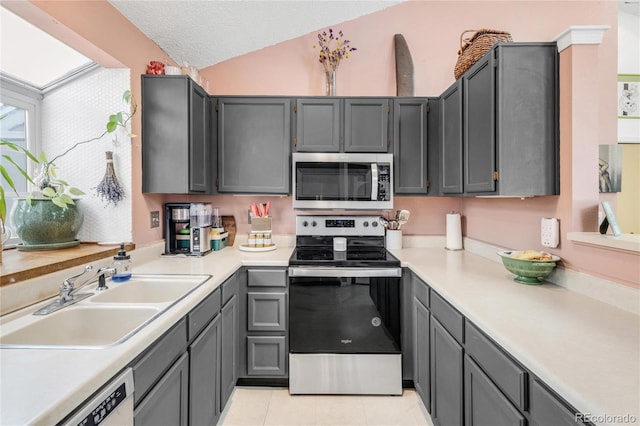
90 274 211 304
0 305 161 349
0 274 212 349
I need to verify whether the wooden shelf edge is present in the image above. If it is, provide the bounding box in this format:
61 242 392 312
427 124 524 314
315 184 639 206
1 243 135 287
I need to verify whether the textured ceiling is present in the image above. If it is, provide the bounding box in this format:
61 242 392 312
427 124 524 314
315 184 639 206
109 1 404 70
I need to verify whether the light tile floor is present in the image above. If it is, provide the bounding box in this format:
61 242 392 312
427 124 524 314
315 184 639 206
219 387 434 426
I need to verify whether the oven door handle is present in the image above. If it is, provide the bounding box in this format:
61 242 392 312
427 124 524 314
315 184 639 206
288 267 401 278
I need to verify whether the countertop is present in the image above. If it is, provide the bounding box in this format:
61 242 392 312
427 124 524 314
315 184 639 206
1 243 638 425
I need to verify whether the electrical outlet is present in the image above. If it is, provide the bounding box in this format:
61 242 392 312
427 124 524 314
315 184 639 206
151 211 160 228
541 217 559 248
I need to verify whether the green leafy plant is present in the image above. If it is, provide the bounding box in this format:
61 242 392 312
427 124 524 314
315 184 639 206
0 90 137 228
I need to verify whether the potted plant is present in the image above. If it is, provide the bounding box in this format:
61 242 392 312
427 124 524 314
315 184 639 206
1 90 136 250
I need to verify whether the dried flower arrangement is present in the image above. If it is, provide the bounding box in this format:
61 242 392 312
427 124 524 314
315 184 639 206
313 28 357 73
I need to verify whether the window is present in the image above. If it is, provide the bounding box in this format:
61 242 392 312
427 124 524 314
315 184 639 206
1 90 39 246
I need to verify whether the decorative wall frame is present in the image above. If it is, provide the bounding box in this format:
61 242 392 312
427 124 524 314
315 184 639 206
618 74 640 143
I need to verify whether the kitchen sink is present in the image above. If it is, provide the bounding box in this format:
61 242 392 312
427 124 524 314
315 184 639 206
90 274 211 304
0 305 161 349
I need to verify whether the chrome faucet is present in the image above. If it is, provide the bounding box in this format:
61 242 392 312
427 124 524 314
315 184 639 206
33 265 116 316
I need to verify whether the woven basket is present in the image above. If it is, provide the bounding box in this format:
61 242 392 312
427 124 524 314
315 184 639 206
454 29 513 79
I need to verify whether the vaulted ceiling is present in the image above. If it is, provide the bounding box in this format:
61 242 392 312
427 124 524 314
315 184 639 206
109 1 404 70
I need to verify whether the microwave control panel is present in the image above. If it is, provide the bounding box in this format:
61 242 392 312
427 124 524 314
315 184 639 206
378 165 391 201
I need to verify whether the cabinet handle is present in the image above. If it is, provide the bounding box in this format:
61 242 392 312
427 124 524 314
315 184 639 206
493 171 499 181
293 137 297 147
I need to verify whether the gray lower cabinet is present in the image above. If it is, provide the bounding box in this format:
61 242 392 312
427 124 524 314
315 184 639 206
217 97 291 193
294 97 389 152
530 380 581 426
247 335 287 376
141 75 213 194
414 297 431 413
240 267 288 379
189 314 221 426
134 352 189 426
464 355 526 426
430 317 464 426
393 98 430 195
220 292 238 409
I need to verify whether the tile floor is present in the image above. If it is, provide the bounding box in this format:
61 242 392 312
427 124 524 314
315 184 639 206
219 387 434 426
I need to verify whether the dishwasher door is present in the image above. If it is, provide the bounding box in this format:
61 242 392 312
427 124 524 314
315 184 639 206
62 367 134 426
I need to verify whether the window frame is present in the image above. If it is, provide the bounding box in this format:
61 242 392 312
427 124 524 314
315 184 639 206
1 81 41 247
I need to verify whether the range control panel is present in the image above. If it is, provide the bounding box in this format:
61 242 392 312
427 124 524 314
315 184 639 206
296 216 384 237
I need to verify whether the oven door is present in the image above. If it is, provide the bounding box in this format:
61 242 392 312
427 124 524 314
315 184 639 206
288 266 402 395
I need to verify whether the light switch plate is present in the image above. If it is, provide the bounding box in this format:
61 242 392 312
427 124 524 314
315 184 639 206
541 217 559 248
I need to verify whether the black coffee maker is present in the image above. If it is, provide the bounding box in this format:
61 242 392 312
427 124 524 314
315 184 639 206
164 203 191 254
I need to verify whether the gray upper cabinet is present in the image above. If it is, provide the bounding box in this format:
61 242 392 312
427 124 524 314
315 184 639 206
294 98 341 152
440 80 464 195
393 98 430 195
440 43 559 196
217 97 291 193
141 75 213 194
294 97 390 152
343 98 389 152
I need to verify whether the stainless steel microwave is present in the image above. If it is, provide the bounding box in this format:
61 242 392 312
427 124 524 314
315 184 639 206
292 152 393 210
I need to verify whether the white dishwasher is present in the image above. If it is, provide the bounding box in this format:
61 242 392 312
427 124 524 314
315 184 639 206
62 368 134 426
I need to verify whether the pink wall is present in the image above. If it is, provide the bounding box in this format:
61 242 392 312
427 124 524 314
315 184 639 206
13 1 637 286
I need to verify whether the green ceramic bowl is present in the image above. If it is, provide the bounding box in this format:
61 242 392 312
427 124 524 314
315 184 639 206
497 250 560 285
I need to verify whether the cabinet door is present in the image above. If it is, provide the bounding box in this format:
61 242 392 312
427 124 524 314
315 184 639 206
464 55 496 193
295 98 341 152
247 292 286 332
189 83 210 193
141 76 190 194
464 355 526 426
414 298 431 413
530 379 582 426
134 352 189 426
430 317 464 426
247 336 287 376
393 98 429 194
344 98 389 152
220 294 238 410
440 80 463 194
218 98 291 193
189 314 221 426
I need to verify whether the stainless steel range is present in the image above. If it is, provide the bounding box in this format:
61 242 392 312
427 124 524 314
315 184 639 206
288 215 402 395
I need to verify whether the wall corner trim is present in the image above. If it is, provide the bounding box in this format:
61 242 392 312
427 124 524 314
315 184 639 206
553 25 611 52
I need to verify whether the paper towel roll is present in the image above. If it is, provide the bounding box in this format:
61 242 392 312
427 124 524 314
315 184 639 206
446 213 463 250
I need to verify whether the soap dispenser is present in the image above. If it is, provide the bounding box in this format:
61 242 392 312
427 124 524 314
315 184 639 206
112 243 132 282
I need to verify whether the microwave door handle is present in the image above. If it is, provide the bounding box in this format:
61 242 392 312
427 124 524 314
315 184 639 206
371 163 378 201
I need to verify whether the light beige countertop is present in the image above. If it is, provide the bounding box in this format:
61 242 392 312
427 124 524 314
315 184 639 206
1 242 638 425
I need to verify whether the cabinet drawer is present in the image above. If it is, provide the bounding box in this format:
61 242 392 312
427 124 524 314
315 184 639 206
531 379 583 425
247 269 287 287
247 336 287 376
431 291 464 343
465 321 528 411
222 274 238 305
413 275 430 308
133 318 188 405
188 287 221 340
248 292 287 331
